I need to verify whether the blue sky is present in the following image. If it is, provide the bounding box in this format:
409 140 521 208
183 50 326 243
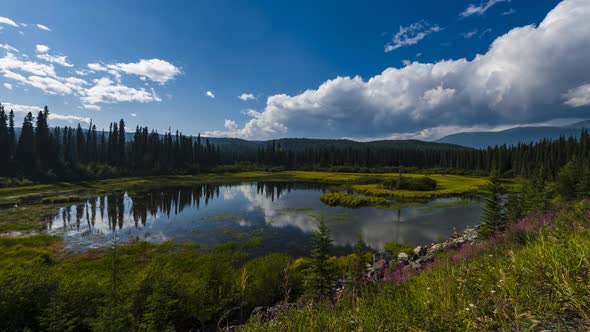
2 0 589 140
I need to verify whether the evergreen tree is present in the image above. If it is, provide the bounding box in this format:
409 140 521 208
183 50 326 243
35 107 50 170
118 119 126 165
7 109 15 159
505 190 523 222
523 168 550 213
305 219 336 301
556 159 580 201
351 236 367 290
0 105 8 173
15 112 36 176
479 169 505 238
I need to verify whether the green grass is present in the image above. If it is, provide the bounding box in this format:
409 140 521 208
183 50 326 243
40 195 83 204
351 174 488 199
244 201 590 331
320 192 389 208
0 204 61 233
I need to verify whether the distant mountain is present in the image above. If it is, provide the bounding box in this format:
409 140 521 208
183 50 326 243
436 120 590 149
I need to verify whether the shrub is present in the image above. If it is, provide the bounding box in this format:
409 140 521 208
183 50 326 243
383 176 437 191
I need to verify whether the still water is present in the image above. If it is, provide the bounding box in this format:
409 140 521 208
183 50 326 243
47 182 482 256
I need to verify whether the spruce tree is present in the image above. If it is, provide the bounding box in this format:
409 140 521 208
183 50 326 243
305 218 336 301
479 169 505 238
351 236 367 290
0 106 8 173
16 112 36 176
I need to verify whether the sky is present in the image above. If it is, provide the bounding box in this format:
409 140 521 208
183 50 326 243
1 0 589 140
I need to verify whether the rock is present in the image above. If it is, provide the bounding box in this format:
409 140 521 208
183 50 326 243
414 246 427 257
464 228 478 241
371 259 388 280
397 252 409 263
251 306 268 319
409 261 422 270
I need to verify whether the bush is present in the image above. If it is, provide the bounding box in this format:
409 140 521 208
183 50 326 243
383 176 437 191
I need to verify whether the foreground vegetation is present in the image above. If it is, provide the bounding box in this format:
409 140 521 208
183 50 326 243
243 201 590 331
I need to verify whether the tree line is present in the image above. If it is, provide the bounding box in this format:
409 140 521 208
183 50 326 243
0 105 220 180
248 131 590 179
2 103 590 182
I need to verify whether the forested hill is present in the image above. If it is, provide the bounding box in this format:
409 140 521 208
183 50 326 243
436 120 590 149
205 137 470 153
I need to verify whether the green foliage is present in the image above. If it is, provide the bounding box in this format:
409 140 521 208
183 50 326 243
242 254 293 306
305 219 337 301
479 170 506 238
383 175 437 191
383 241 414 257
244 201 590 331
320 192 388 208
556 160 580 201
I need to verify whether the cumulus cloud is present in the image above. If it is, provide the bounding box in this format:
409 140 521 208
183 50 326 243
208 0 590 140
238 93 256 101
564 84 590 107
2 102 90 124
36 24 51 31
3 83 12 90
106 59 181 83
224 119 238 130
81 77 161 105
0 17 18 27
206 90 215 98
130 113 137 117
36 44 50 53
36 53 74 67
385 21 442 53
460 0 509 17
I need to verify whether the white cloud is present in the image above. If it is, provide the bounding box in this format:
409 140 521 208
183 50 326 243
0 52 56 77
36 53 74 67
224 119 238 130
130 113 137 117
208 0 590 140
0 44 19 53
26 75 73 95
385 21 442 53
460 0 509 17
88 63 107 71
0 17 18 27
206 90 215 98
49 113 90 123
36 24 51 31
36 44 50 53
82 104 101 111
81 77 161 105
106 59 181 83
3 83 12 90
238 93 256 101
564 84 590 107
2 102 90 123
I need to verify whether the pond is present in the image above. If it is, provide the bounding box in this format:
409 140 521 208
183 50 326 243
46 182 483 256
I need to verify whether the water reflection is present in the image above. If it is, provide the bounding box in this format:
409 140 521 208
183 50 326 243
48 182 482 255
